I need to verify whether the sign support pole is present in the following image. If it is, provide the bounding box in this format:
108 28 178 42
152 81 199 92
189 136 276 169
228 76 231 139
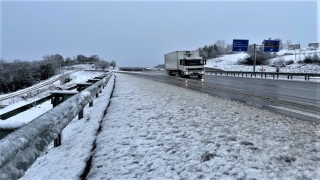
253 44 257 72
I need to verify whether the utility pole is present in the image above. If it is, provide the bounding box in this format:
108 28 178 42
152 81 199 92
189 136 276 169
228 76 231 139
253 43 264 72
253 44 257 72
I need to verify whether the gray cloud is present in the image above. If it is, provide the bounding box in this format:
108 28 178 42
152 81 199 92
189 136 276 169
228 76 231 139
1 1 317 67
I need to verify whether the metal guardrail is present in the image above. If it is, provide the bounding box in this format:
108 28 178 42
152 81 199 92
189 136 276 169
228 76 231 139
0 72 113 179
0 71 76 102
0 95 53 120
205 71 320 81
0 85 78 120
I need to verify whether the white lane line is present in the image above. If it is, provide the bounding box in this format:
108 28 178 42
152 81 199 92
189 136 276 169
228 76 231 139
269 105 320 119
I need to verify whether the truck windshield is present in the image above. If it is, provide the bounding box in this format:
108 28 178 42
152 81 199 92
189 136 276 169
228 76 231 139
184 59 204 66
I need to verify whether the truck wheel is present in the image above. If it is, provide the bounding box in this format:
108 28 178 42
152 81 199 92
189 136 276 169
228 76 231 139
198 75 202 78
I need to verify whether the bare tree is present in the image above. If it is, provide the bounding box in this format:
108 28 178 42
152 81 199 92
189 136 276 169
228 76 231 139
0 58 6 71
215 40 227 55
274 38 284 50
110 60 117 68
286 40 292 50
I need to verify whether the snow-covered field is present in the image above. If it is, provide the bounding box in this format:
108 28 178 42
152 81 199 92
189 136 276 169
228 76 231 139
18 73 320 179
206 48 320 73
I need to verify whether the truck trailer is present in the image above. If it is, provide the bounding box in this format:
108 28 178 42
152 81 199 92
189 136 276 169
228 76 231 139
164 51 206 78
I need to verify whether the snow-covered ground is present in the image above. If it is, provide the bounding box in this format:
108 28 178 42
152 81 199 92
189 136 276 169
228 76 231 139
206 48 320 73
18 73 320 179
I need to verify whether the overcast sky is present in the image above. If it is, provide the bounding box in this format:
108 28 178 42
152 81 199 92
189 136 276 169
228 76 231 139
1 0 318 67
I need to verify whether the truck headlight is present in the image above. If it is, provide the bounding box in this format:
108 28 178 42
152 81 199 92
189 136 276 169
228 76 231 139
185 72 188 74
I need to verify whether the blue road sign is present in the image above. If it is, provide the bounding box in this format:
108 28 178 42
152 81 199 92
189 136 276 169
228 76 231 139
233 39 249 52
263 40 280 52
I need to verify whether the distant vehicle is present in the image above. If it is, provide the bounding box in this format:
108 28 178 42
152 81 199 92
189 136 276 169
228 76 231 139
164 51 206 78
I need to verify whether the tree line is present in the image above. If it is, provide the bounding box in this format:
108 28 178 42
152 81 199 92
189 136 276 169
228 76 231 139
0 54 116 94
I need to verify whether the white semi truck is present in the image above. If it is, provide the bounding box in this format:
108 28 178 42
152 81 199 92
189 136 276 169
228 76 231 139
164 51 206 78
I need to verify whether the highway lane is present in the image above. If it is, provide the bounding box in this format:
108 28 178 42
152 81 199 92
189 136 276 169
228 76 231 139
118 71 320 123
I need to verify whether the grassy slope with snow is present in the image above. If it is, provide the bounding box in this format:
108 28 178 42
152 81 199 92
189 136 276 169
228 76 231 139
206 48 320 73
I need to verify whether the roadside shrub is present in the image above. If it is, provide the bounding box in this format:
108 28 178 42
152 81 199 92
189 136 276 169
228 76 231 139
285 60 294 65
272 56 286 67
297 60 303 64
303 55 314 64
238 54 270 65
312 53 320 64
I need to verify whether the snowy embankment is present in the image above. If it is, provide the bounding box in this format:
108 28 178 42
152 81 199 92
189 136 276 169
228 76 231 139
206 49 320 73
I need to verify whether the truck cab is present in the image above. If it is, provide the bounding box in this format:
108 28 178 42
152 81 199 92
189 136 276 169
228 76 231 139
179 57 206 78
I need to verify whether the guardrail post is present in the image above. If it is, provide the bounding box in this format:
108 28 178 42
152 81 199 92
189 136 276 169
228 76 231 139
54 134 62 147
261 74 263 78
51 91 77 147
79 110 84 119
265 74 267 78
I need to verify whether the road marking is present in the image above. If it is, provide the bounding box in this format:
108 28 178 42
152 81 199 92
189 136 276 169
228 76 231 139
269 105 320 119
